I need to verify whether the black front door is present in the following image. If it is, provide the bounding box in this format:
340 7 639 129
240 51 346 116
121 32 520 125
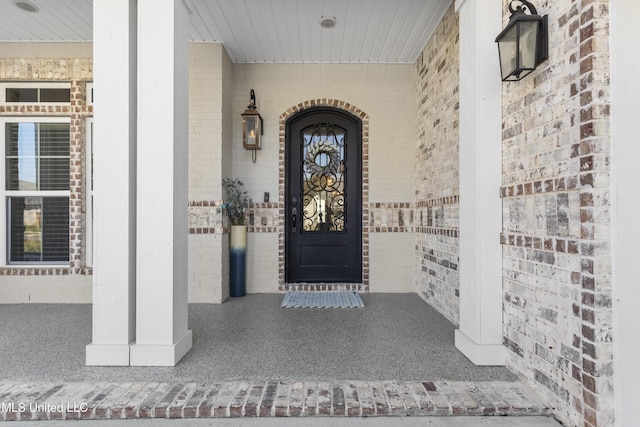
286 107 362 283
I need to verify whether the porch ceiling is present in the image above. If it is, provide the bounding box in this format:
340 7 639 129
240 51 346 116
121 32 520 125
0 0 453 64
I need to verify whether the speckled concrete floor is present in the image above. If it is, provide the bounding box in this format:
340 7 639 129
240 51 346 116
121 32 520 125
0 293 517 383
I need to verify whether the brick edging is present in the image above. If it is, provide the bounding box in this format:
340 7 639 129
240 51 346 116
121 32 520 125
0 380 552 421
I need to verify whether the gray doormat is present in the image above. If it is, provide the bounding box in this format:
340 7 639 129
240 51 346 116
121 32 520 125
281 291 364 308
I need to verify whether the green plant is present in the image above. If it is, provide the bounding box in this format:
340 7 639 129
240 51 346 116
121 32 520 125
221 178 252 225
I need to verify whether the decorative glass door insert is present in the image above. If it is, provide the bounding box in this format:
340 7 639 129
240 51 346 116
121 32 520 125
301 123 346 233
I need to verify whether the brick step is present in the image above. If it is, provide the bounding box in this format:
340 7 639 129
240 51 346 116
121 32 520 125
0 380 552 421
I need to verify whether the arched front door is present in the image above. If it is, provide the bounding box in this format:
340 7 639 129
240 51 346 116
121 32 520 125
285 107 362 283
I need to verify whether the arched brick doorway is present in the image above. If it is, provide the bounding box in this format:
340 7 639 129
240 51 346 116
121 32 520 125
278 99 369 292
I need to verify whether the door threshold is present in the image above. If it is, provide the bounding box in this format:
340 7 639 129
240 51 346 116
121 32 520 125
281 282 366 292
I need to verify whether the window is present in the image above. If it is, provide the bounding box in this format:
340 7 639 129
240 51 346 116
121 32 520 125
86 118 93 266
1 82 71 104
1 118 70 264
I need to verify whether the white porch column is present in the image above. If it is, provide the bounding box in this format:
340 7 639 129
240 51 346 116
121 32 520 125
129 0 192 366
454 0 505 365
86 0 137 366
611 1 640 425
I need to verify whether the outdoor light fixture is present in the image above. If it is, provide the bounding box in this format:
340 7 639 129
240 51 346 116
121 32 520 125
495 0 548 81
241 89 263 163
14 1 38 13
320 16 337 29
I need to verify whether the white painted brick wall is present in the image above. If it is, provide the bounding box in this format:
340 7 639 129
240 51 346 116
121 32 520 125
369 234 414 293
189 43 224 201
229 62 416 291
0 275 91 303
187 43 228 301
188 234 224 303
246 233 279 294
230 63 416 203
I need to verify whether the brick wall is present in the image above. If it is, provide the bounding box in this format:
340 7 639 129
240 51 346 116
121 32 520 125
0 47 93 303
0 44 227 303
499 1 613 426
414 4 460 325
232 63 416 293
189 43 224 201
1 45 419 300
0 9 620 426
414 3 615 425
187 43 226 303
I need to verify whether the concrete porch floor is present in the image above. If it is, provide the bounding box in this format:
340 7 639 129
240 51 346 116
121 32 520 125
0 294 560 424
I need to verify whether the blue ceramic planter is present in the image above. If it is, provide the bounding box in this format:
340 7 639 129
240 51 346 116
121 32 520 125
229 225 247 297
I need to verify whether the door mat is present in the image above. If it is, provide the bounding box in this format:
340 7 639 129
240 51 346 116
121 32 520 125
281 291 364 308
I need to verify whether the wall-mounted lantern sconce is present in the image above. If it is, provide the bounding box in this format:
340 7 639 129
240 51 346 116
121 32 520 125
495 0 549 81
242 89 263 163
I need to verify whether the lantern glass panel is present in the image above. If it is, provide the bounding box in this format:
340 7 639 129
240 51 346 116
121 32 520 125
518 20 539 70
243 115 260 149
497 25 518 81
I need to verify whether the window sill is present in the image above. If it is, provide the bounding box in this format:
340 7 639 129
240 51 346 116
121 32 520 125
0 266 92 276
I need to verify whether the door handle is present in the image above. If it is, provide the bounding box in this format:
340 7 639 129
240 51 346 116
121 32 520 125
291 206 297 232
291 196 298 232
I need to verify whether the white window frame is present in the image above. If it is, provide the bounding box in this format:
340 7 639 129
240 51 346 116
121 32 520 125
86 82 94 106
86 117 94 267
0 116 71 267
0 82 71 104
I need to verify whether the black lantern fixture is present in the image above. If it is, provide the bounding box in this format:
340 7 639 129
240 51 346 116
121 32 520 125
242 89 263 163
495 0 548 81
